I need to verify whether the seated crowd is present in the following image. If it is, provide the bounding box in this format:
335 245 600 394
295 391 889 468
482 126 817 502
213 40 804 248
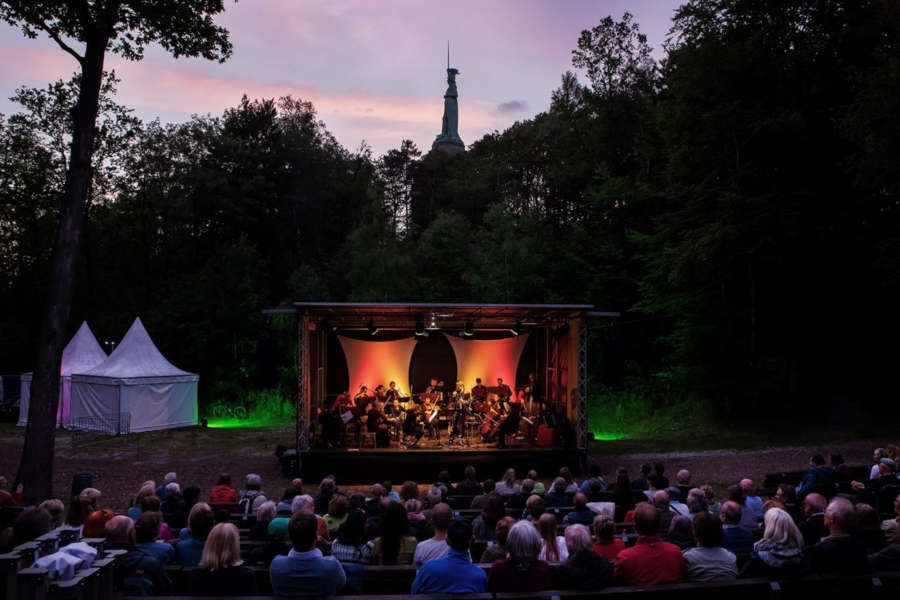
1 445 900 596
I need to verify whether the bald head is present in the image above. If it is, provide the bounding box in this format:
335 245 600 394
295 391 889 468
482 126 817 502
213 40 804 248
825 497 856 535
652 490 670 508
739 479 755 494
105 515 135 545
676 470 691 485
431 503 453 532
633 502 660 536
720 500 742 525
805 493 826 515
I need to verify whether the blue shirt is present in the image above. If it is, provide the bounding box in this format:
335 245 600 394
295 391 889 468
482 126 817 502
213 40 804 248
175 536 205 567
270 548 346 597
136 541 175 565
745 496 764 519
411 548 487 594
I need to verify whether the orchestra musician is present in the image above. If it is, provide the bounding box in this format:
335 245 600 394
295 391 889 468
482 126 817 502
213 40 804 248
422 392 443 447
354 385 370 406
402 403 425 448
497 398 521 449
495 377 512 403
448 381 467 444
385 381 400 403
470 378 487 404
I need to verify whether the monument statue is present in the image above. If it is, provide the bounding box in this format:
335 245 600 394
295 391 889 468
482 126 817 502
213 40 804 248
433 52 465 154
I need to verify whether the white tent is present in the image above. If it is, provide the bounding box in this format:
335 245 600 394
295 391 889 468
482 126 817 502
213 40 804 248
18 322 107 428
70 317 198 433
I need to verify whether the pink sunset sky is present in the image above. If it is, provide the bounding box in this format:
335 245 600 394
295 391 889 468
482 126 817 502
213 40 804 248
0 0 682 157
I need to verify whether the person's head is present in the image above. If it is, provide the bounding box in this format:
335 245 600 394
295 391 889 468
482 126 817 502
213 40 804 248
654 462 665 475
255 500 277 522
640 463 652 477
245 473 262 490
217 473 231 487
494 516 516 546
288 512 318 552
389 381 396 389
188 503 214 540
693 512 724 548
133 484 156 507
874 448 886 462
400 480 419 501
13 508 51 545
134 512 161 543
775 484 797 505
200 522 242 570
593 514 615 542
762 507 804 547
633 502 660 536
720 501 742 526
291 477 303 492
83 508 115 538
701 484 717 502
483 493 505 521
163 472 177 485
739 479 755 495
614 473 630 491
318 477 336 495
825 498 856 535
38 499 65 527
425 486 443 508
165 482 181 498
668 515 693 541
687 491 708 515
551 477 567 494
291 494 315 515
503 468 516 486
880 458 897 476
104 515 135 545
476 378 482 384
370 483 385 498
483 479 495 493
810 454 826 467
727 484 745 504
564 523 592 557
527 469 539 480
447 518 473 552
337 509 367 546
78 487 102 509
327 494 350 518
464 465 477 481
676 469 691 486
405 498 423 515
652 490 670 509
559 467 574 484
431 502 453 533
381 501 410 536
804 493 827 516
666 487 682 503
521 478 535 495
140 494 161 513
497 377 503 385
829 454 844 467
506 520 543 564
573 492 587 510
526 494 545 520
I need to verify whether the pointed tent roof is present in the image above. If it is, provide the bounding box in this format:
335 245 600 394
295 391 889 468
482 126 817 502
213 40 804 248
61 322 108 376
76 317 197 383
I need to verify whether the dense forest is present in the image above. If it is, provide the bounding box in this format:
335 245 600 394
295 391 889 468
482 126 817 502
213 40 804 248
1 0 898 418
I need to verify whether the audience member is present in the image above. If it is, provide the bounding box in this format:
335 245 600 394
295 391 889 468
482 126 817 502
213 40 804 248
405 499 427 539
728 484 758 531
83 508 115 538
155 473 176 501
412 502 451 567
740 478 763 519
39 498 65 529
558 467 579 493
612 472 635 521
856 503 887 553
797 454 833 496
324 494 350 534
12 507 51 546
411 518 487 593
525 494 546 523
250 500 277 541
683 512 736 582
632 463 652 490
373 502 417 565
127 482 155 520
239 473 266 513
472 493 504 542
399 480 420 502
687 488 709 519
553 523 612 590
799 492 828 547
134 512 174 564
487 520 553 592
270 512 346 596
105 515 170 595
810 497 869 575
292 494 329 540
537 512 567 562
175 502 214 566
666 487 690 516
60 498 91 539
480 516 516 563
314 477 336 515
455 465 483 496
544 477 569 507
675 469 692 499
649 462 669 490
614 502 684 585
774 483 802 523
652 490 675 535
161 483 186 529
592 514 625 560
871 448 887 479
720 500 753 555
471 479 495 509
187 522 256 596
740 507 808 578
496 468 520 497
528 470 546 495
331 510 374 564
507 478 534 510
563 492 594 526
209 473 237 504
666 515 695 550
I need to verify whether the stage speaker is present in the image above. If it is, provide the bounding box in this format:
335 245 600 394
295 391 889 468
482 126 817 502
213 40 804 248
71 472 93 499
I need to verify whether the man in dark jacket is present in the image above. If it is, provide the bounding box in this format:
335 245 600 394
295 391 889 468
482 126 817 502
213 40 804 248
799 493 828 548
719 501 753 555
105 516 170 595
810 497 870 575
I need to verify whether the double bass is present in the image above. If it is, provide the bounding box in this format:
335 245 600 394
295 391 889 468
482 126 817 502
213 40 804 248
479 395 505 439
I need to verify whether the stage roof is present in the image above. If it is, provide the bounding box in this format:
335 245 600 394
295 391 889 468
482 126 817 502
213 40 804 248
284 302 614 329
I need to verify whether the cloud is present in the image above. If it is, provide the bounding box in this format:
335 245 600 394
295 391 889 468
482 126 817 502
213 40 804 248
495 100 529 114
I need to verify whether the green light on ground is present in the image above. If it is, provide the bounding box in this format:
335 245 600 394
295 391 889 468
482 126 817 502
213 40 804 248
591 431 628 441
205 418 290 429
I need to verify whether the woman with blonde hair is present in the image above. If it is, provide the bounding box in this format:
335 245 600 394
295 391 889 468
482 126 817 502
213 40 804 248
496 468 520 496
187 523 256 595
536 513 568 562
740 507 809 578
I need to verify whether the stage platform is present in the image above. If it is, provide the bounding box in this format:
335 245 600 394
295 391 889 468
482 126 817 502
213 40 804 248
299 445 586 483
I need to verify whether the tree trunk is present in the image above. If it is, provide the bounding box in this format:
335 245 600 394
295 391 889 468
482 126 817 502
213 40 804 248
17 37 107 503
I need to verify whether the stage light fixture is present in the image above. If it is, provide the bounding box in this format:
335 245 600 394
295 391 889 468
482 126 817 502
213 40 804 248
367 321 379 336
509 321 523 336
462 321 474 336
415 321 427 336
426 314 439 330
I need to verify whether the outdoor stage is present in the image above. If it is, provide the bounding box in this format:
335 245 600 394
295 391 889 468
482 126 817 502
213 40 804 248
264 302 619 483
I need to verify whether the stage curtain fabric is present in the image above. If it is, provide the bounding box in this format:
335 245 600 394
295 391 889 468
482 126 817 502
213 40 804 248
337 336 417 397
443 333 530 390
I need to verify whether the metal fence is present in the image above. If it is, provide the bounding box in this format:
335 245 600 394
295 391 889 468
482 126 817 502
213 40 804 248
71 413 131 442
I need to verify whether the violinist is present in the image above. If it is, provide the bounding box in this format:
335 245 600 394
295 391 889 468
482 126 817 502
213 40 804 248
385 381 400 403
402 403 425 448
353 385 370 407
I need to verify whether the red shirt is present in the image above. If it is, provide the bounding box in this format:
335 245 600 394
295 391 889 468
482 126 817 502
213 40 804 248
209 484 238 504
614 535 684 586
593 538 626 560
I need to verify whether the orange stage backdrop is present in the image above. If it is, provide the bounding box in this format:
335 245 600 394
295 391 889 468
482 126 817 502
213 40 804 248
443 333 530 390
337 336 417 397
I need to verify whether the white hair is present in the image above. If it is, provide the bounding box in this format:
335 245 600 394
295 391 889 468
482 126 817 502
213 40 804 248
760 507 804 548
165 482 181 496
506 520 543 562
245 473 262 487
164 472 177 484
564 523 593 555
291 494 315 514
255 500 277 522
